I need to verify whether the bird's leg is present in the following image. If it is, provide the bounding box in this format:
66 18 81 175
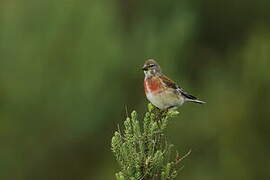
161 109 168 118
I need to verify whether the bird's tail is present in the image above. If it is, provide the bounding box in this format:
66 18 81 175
186 98 206 104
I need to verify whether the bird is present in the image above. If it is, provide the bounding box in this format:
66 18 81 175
142 59 206 110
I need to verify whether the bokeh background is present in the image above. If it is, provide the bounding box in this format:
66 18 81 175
1 0 270 179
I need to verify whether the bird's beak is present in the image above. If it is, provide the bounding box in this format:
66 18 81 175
142 65 148 71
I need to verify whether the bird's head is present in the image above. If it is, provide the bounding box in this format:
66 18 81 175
142 59 162 78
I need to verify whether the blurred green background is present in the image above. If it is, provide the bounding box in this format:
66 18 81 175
0 0 270 179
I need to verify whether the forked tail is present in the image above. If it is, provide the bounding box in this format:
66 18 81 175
186 98 206 104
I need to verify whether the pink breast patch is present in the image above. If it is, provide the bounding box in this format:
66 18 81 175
144 77 162 93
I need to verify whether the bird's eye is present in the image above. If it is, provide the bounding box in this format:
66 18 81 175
148 64 155 68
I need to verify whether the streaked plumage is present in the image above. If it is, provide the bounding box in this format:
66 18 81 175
142 59 205 110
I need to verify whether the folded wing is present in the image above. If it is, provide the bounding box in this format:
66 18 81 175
159 75 202 102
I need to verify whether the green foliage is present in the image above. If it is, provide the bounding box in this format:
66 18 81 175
112 104 188 180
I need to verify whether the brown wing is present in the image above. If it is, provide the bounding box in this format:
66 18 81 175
159 75 198 100
159 75 178 89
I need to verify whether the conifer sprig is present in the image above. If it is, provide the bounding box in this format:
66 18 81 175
111 104 188 180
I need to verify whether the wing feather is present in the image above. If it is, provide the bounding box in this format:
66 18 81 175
159 75 198 100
